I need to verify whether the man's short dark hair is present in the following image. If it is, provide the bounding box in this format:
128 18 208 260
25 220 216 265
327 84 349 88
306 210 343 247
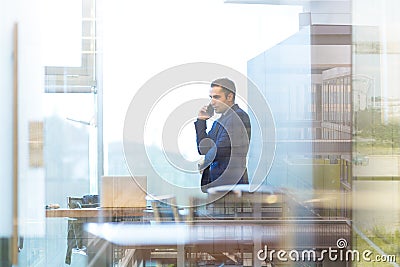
211 78 236 100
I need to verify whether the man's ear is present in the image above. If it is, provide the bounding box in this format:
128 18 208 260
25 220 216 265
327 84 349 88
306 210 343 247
227 92 234 102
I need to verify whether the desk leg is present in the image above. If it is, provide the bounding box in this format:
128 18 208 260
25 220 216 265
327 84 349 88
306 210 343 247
133 249 150 267
252 200 262 267
253 225 262 267
65 220 86 265
177 245 185 266
87 237 112 267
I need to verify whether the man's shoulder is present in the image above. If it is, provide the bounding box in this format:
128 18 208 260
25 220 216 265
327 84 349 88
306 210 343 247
232 105 250 120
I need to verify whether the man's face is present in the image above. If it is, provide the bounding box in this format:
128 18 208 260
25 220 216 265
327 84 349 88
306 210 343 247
209 86 233 114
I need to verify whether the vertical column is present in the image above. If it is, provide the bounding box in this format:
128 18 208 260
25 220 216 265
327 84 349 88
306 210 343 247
12 22 19 266
177 245 185 266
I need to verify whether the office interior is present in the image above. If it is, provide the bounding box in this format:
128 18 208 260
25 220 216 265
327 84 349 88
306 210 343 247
1 0 400 266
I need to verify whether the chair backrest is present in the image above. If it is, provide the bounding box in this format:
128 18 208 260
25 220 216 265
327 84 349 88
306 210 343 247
147 195 180 222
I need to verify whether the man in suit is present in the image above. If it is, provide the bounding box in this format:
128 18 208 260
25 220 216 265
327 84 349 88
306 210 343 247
195 78 251 193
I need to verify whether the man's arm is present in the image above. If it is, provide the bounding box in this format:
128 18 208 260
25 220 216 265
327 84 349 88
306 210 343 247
194 118 217 173
194 119 212 155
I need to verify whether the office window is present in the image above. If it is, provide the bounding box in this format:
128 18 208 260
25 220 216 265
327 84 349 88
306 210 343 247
102 0 302 198
43 0 98 206
36 0 100 266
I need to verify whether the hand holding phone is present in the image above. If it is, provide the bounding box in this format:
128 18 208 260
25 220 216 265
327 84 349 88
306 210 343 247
198 103 214 120
206 104 214 117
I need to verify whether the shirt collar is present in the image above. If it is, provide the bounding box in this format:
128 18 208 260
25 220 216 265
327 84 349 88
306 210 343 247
220 104 238 118
225 104 238 115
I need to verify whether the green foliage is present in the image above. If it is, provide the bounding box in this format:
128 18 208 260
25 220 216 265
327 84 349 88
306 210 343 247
353 227 400 266
354 109 400 154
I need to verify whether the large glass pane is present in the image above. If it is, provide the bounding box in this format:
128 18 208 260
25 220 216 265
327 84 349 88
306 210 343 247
248 22 352 264
353 0 400 265
37 0 98 266
43 93 95 205
103 0 302 199
4 0 400 266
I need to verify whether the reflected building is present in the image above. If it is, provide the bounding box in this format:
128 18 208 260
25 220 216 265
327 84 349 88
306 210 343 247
247 22 352 266
242 0 400 266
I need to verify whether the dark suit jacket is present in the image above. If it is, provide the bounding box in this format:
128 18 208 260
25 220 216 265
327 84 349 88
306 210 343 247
194 104 251 192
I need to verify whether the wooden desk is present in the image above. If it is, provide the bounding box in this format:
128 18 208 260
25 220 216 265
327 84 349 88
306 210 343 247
46 208 147 219
46 207 151 266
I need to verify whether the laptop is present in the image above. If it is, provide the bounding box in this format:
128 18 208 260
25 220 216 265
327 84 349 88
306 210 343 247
100 176 147 208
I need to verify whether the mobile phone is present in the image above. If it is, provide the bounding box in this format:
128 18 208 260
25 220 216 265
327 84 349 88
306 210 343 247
206 104 214 117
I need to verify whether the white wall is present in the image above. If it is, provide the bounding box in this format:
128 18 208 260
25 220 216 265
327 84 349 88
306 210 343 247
0 0 45 237
17 0 45 237
0 0 16 237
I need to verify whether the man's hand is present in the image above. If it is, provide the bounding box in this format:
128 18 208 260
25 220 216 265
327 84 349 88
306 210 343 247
197 157 205 174
198 105 212 120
